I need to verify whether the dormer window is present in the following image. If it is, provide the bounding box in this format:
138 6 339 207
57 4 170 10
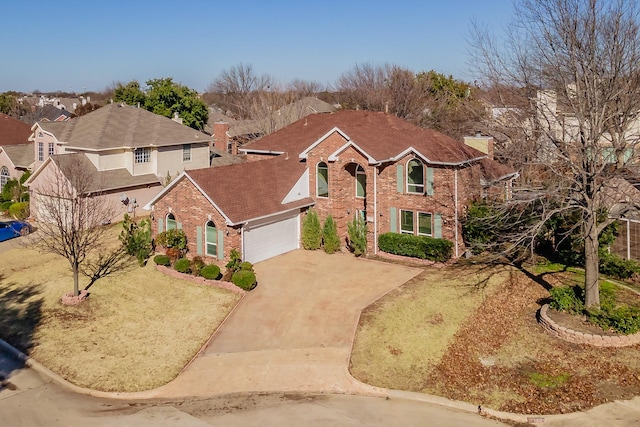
135 147 150 163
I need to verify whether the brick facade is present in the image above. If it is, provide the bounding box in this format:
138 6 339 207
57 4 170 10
150 176 241 265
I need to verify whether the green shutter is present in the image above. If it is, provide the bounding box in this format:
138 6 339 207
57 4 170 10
196 225 203 256
217 229 224 259
177 222 183 230
434 213 442 238
625 147 633 163
390 207 397 233
157 218 164 233
396 164 403 193
426 167 434 196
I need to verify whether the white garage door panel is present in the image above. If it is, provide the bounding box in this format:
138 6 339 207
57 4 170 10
244 213 299 263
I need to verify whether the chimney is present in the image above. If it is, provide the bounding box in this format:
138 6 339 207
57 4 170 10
464 133 494 160
213 121 233 154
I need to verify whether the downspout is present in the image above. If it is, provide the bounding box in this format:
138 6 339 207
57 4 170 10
374 165 378 255
454 168 459 258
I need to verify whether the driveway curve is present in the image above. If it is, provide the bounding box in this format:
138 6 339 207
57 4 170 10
157 250 421 398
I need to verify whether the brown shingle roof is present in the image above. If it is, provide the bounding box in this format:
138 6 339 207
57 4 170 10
186 155 313 224
39 103 212 150
0 115 32 146
243 110 486 164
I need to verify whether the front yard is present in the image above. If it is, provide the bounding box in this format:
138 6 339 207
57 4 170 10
0 242 242 392
350 262 640 414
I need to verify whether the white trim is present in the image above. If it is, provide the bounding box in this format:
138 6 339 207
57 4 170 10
454 168 459 258
327 140 376 164
399 209 414 234
204 219 218 258
417 211 433 237
375 146 487 166
355 164 366 198
240 203 315 227
298 127 351 159
239 148 285 155
316 161 329 198
282 169 309 204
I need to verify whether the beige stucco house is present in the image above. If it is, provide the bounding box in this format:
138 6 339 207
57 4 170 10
26 103 220 222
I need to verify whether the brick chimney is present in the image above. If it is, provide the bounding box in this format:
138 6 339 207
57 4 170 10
213 121 233 154
464 132 494 160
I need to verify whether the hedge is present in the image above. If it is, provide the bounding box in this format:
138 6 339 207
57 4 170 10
378 232 453 262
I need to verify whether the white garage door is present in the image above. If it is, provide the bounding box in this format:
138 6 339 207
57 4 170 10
243 211 300 263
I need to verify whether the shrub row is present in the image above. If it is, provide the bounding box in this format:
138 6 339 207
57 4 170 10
378 232 453 262
153 251 256 291
301 209 342 254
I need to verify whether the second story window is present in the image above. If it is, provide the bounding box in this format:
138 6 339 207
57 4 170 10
317 162 329 198
183 144 191 162
38 142 44 161
48 143 55 157
407 159 424 194
135 147 151 164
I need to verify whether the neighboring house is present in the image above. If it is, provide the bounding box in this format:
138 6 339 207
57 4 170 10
27 103 223 222
0 115 33 192
207 97 337 151
146 110 517 264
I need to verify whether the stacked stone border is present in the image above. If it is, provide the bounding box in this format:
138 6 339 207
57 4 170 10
155 264 245 294
538 304 640 347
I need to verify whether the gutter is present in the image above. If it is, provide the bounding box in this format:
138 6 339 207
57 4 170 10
229 201 316 227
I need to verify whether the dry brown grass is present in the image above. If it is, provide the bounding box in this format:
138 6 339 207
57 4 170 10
349 263 510 391
0 230 242 392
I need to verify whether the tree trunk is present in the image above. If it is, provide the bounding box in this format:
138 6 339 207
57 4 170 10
584 212 600 308
73 263 80 297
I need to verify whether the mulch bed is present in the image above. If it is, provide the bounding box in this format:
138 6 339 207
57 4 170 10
426 269 640 415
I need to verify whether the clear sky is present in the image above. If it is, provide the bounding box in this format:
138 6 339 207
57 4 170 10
2 0 514 93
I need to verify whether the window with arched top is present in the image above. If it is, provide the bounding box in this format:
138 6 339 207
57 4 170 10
355 165 366 198
166 213 177 230
317 162 329 198
0 167 9 193
406 159 424 194
205 220 217 257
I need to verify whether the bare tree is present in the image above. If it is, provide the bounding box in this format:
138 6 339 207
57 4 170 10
208 63 275 119
29 154 125 298
470 0 640 307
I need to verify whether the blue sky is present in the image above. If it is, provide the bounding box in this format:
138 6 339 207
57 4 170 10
2 0 514 93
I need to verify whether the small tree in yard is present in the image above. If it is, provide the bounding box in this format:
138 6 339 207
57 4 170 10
301 208 322 250
29 154 127 298
119 214 153 266
322 215 341 254
471 0 640 308
347 215 367 256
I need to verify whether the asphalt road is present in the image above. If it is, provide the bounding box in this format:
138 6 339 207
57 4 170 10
0 363 507 427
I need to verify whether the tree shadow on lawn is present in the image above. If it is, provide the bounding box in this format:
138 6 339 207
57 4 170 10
0 274 43 391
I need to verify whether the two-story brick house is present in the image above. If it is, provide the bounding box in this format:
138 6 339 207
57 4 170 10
146 110 517 264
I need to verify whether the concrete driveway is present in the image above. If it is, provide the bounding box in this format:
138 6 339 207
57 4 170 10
156 250 421 399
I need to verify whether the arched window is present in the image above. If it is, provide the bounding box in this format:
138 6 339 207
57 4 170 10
166 213 177 230
0 167 9 193
355 165 366 198
206 220 217 257
406 159 424 194
317 162 329 198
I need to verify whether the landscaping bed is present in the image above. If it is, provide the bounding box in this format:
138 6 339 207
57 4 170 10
350 263 640 415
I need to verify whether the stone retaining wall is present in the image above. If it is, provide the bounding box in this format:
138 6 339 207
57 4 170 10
538 304 640 347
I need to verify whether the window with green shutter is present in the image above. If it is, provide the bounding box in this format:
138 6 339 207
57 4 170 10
418 212 432 236
206 221 217 257
407 159 424 194
400 210 414 234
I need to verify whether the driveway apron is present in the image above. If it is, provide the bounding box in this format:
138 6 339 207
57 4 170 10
156 250 421 398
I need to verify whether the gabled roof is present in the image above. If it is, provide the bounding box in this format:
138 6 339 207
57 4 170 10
1 144 33 169
149 155 314 225
0 115 32 146
242 110 487 165
37 103 213 151
28 153 160 193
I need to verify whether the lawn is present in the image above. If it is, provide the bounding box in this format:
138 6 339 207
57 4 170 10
0 232 242 392
350 261 640 414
